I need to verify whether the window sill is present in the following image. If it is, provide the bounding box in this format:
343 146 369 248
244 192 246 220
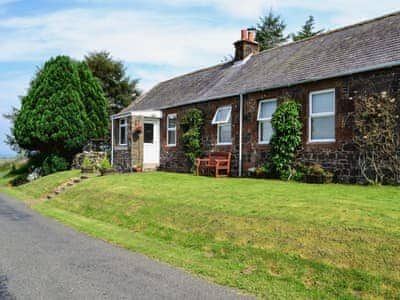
307 139 336 144
166 144 177 147
217 143 232 146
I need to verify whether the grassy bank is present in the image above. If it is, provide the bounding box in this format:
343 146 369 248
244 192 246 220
2 171 400 298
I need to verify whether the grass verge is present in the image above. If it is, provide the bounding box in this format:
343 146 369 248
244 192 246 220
2 171 400 299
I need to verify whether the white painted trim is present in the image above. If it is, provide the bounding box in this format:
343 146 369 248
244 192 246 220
132 110 162 119
308 89 336 143
111 118 114 166
111 110 162 120
217 123 232 145
166 113 177 147
118 118 128 146
212 106 232 124
257 99 277 121
257 99 277 144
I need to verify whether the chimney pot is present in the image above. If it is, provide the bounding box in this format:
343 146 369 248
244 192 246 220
241 29 248 40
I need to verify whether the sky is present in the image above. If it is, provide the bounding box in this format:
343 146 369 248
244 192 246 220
0 0 399 157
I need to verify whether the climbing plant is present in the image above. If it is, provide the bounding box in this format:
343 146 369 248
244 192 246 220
270 99 303 179
180 109 205 172
353 91 400 185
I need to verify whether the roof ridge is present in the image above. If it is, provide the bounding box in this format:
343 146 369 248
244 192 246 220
252 10 400 58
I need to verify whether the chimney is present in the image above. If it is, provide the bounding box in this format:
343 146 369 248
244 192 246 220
234 28 259 61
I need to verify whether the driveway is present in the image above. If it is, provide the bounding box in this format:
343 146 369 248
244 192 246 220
0 193 250 299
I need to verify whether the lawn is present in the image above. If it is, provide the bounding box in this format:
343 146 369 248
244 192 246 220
1 171 400 299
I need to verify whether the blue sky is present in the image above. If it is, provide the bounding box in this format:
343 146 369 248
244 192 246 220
0 0 399 157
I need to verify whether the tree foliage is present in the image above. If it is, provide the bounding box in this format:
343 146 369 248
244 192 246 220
353 91 400 185
85 51 141 114
270 100 303 179
180 109 205 172
14 55 108 162
255 11 289 51
292 16 324 42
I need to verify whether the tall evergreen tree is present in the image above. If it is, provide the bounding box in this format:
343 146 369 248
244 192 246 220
14 55 108 160
77 61 108 139
84 51 141 114
292 16 324 41
255 11 289 51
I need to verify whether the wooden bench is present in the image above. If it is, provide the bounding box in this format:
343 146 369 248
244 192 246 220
195 152 231 178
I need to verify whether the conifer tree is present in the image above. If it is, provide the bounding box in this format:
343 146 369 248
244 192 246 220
255 11 289 51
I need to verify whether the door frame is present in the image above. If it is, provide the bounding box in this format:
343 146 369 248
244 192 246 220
143 118 160 166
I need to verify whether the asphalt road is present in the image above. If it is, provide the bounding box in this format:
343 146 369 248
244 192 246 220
0 193 250 300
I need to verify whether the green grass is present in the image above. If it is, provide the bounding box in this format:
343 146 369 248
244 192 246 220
3 172 400 298
0 170 80 200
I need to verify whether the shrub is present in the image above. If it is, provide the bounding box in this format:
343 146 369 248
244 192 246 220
82 157 92 169
41 155 69 176
99 158 111 171
270 99 303 179
180 109 205 172
10 174 28 186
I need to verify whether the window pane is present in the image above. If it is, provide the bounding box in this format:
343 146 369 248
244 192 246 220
218 124 231 144
258 100 277 119
260 120 273 143
144 123 154 143
213 107 231 123
168 117 176 129
312 91 334 113
120 127 126 145
168 130 176 145
120 118 126 125
311 116 335 140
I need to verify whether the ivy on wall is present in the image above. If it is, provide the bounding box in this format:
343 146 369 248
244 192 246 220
270 99 303 179
180 109 205 172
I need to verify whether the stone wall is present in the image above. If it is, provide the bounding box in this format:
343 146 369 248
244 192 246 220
112 116 144 172
72 151 107 169
159 66 400 183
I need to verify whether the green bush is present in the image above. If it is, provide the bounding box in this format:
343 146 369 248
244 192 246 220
82 157 92 169
10 173 28 186
41 155 69 176
180 109 205 172
270 99 303 179
99 158 111 171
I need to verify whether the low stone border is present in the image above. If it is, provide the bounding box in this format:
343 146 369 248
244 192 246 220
46 175 92 200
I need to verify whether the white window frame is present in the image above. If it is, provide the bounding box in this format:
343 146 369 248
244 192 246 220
217 123 232 145
212 106 232 124
212 106 232 145
166 114 177 146
309 89 336 143
118 118 128 146
257 99 277 144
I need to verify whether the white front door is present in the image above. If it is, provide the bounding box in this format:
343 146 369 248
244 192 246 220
143 119 160 165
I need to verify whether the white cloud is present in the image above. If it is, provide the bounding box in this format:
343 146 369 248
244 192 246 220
0 9 238 69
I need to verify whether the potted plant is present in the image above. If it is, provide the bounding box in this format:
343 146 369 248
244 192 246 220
133 164 143 172
135 125 143 134
99 158 115 176
81 157 96 173
304 164 334 184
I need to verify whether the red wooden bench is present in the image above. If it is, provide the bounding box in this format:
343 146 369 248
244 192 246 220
195 152 231 178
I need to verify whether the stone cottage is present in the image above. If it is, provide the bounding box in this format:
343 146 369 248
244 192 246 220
111 12 400 183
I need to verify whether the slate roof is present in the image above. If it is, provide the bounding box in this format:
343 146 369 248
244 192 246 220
119 11 400 114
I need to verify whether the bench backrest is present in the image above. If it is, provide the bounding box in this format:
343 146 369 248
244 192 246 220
208 152 231 161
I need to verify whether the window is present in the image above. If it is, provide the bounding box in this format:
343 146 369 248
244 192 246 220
212 106 232 145
144 123 154 144
257 99 277 144
167 114 177 146
309 89 335 142
118 118 128 145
